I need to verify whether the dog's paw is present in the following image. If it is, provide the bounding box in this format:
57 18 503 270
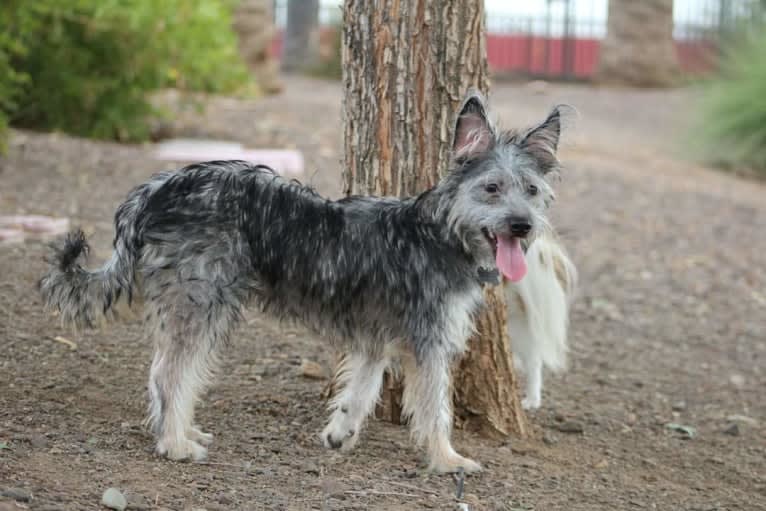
428 453 482 474
321 422 359 452
187 426 214 446
157 438 208 461
522 396 541 410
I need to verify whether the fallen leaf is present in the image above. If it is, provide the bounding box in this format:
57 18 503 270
594 459 609 469
300 359 327 380
52 336 77 351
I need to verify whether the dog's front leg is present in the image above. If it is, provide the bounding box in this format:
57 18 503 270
401 353 481 473
321 353 388 452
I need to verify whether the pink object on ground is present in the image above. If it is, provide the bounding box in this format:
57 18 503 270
154 139 304 176
0 215 71 244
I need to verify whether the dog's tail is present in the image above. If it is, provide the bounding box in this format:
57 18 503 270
39 196 143 329
505 231 577 372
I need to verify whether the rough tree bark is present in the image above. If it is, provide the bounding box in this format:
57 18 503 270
282 0 320 72
597 0 680 87
337 0 527 439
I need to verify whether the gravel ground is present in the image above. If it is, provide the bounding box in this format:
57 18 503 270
1 77 764 511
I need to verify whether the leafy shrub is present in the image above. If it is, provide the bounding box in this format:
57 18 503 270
0 4 37 151
695 28 766 176
0 0 250 145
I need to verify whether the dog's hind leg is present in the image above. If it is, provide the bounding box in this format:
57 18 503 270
401 352 481 473
146 292 237 461
322 353 388 452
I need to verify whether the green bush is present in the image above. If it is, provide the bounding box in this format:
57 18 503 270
695 28 766 176
0 0 250 146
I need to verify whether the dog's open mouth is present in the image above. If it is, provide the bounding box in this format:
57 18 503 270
482 228 527 282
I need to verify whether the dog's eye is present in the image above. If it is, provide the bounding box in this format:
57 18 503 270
527 184 539 196
485 183 499 194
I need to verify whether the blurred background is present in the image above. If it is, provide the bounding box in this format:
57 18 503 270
1 1 764 509
1 0 765 172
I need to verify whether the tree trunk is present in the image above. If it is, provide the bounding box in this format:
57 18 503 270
337 0 527 439
597 0 679 87
282 0 320 72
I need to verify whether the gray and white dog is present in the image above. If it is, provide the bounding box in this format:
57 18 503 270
40 90 564 473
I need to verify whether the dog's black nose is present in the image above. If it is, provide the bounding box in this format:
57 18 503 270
508 217 532 238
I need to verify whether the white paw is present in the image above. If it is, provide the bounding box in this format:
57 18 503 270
428 453 482 474
321 421 359 452
157 438 208 461
522 396 541 410
187 426 214 446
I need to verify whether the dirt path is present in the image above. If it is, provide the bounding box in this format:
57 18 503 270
1 77 764 511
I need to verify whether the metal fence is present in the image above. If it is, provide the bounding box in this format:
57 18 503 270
271 0 764 80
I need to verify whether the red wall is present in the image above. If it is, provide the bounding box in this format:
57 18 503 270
270 31 718 79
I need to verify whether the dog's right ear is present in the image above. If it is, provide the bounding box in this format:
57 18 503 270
452 89 494 160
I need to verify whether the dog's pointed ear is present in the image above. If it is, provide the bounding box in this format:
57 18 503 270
453 89 494 160
519 106 563 174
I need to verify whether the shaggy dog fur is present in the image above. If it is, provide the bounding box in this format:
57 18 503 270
40 90 570 473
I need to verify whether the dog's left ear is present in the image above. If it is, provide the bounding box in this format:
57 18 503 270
519 106 562 174
453 89 495 160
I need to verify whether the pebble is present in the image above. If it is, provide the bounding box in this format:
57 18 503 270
729 374 745 387
28 434 49 449
2 487 32 502
723 423 740 436
671 401 687 412
101 487 127 510
554 420 584 434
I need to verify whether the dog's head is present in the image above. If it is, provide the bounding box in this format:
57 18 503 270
440 90 566 282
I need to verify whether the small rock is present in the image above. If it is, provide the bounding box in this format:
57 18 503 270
217 493 234 505
304 463 320 475
729 374 745 387
671 401 687 412
722 423 740 436
28 434 49 449
664 422 696 439
300 360 327 380
2 487 32 502
101 487 127 510
594 459 609 469
554 421 584 434
542 433 558 445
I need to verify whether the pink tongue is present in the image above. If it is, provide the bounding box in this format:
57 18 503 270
496 236 527 282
